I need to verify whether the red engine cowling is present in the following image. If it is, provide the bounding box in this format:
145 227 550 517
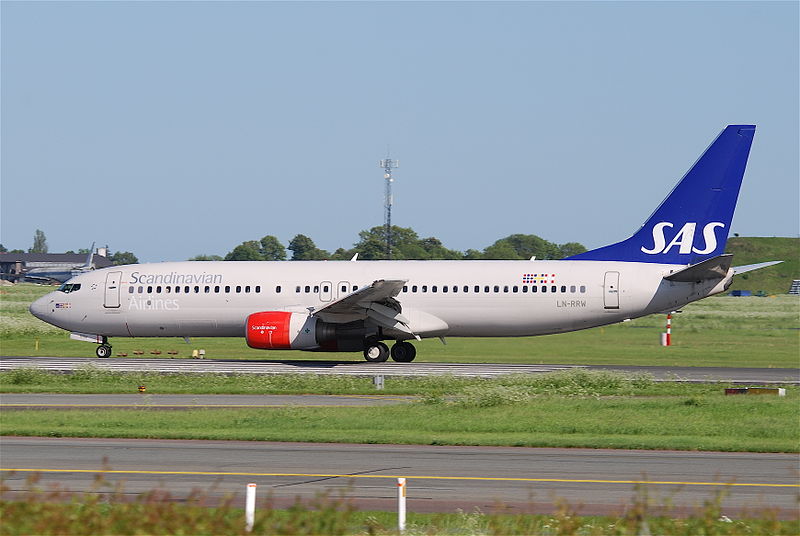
246 311 318 350
246 311 371 352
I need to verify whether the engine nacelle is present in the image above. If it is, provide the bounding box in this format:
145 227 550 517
246 311 371 352
246 312 318 350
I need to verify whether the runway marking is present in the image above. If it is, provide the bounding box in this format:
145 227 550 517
2 468 796 489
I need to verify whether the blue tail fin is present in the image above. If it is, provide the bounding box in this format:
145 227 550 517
567 125 756 264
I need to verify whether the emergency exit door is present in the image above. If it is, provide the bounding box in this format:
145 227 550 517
104 271 122 308
604 271 620 309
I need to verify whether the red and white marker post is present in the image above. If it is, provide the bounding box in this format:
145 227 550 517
661 313 673 346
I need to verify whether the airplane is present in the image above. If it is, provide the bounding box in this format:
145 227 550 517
30 125 780 361
8 244 97 284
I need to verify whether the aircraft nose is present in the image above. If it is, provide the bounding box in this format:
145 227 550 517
29 294 53 322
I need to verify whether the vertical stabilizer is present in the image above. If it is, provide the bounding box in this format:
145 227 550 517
568 125 755 264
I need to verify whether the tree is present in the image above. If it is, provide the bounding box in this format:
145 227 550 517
288 234 329 260
110 251 138 265
189 254 224 261
29 229 48 254
557 242 587 258
225 241 264 261
0 244 7 253
259 236 286 261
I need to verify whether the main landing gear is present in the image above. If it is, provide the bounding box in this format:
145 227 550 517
95 336 112 358
362 340 417 363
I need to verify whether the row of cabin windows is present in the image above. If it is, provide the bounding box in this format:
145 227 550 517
401 284 586 294
127 283 587 296
296 284 358 294
129 285 263 294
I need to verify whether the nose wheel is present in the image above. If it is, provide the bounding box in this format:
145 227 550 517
96 344 112 358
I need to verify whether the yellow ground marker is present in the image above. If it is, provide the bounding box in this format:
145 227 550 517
1 468 796 488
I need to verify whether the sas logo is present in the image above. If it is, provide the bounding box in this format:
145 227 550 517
641 222 724 255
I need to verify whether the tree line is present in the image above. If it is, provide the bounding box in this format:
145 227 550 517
1 227 587 264
191 225 587 261
0 230 138 266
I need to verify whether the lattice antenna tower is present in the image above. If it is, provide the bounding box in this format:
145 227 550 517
379 155 399 259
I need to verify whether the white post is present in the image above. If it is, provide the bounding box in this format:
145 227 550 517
245 482 256 532
397 477 407 532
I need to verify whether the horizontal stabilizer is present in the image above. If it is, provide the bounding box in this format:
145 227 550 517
664 254 733 282
733 260 782 275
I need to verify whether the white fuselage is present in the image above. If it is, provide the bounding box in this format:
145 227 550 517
30 259 730 343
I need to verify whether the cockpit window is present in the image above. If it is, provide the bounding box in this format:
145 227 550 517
57 283 81 293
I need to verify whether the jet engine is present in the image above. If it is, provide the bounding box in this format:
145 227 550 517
245 311 370 352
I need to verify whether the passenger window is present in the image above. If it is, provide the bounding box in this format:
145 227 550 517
412 285 418 292
531 286 537 293
580 285 586 293
166 286 171 293
464 286 469 293
561 285 567 293
128 287 134 294
174 286 180 294
442 286 448 293
245 286 251 293
275 286 281 293
432 286 438 293
193 286 199 293
322 285 328 292
137 286 143 293
353 286 358 292
570 285 576 293
512 286 518 293
214 286 220 293
485 286 490 293
452 286 458 293
314 285 319 293
305 286 310 293
474 286 480 293
551 286 557 293
341 285 347 293
522 286 528 293
542 286 547 293
403 286 408 292
255 286 261 293
156 286 162 293
185 286 190 293
504 286 509 293
236 285 242 293
296 286 301 293
422 285 428 293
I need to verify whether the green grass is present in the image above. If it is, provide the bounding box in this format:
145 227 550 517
2 283 799 367
2 372 797 452
726 237 800 295
3 479 796 535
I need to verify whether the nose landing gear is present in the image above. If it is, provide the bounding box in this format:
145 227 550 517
95 336 112 358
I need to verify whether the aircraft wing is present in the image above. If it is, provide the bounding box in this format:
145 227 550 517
311 279 419 338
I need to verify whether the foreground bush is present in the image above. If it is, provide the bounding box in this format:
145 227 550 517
1 475 796 535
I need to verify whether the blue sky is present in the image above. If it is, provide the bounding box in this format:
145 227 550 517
2 1 797 262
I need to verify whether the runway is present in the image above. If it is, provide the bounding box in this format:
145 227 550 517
2 356 798 383
1 437 797 517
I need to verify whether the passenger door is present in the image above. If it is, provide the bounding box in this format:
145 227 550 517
603 271 620 309
104 271 122 308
